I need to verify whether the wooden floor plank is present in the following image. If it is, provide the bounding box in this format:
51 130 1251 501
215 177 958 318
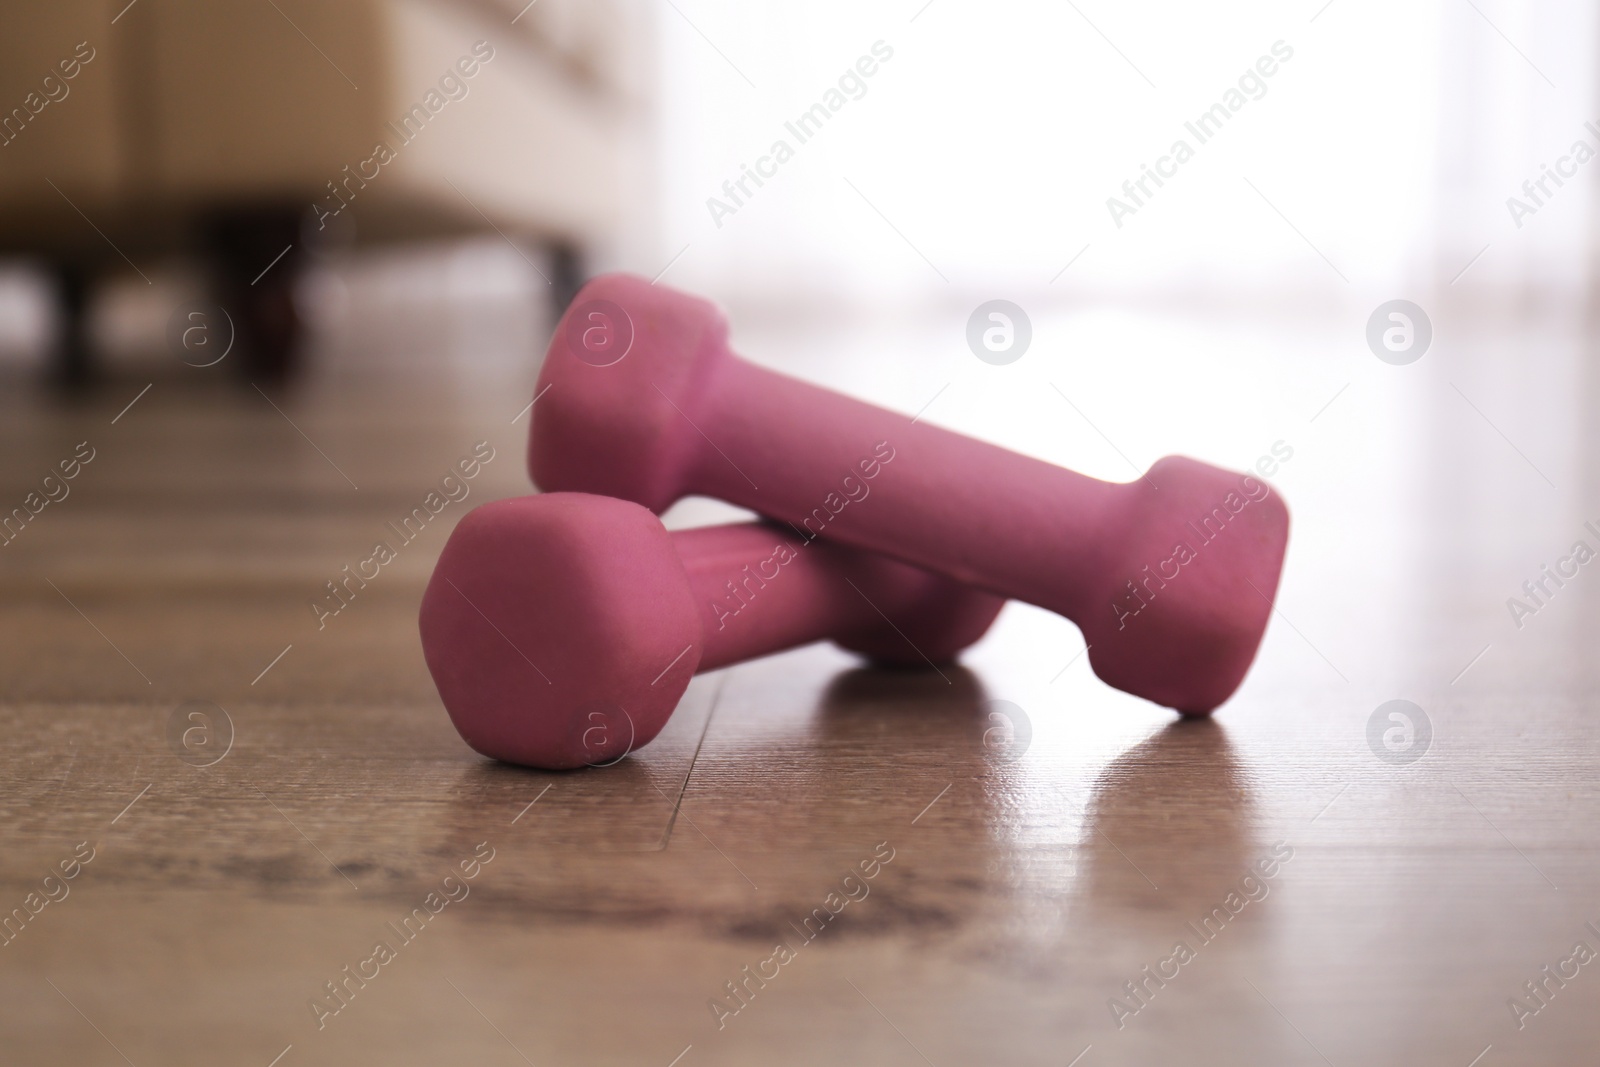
4 308 1600 1065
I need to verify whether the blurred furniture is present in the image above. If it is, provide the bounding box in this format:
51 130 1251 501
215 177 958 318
0 0 648 384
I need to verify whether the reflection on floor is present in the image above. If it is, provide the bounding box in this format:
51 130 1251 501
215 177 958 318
1 290 1598 1065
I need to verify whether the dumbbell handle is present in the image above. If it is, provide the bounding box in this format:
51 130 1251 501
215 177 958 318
530 275 1288 713
677 520 997 670
687 357 1121 619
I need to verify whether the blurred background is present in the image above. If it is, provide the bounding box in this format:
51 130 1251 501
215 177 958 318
2 0 1593 676
3 1 1593 368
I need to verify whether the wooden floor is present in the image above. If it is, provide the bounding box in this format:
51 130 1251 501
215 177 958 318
3 299 1599 1066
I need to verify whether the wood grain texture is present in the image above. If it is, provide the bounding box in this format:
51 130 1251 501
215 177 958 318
3 313 1599 1067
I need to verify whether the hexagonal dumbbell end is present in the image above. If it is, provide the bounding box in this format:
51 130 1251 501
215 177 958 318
419 493 1004 769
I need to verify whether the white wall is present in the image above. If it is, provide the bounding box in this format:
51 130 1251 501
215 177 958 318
654 0 1596 309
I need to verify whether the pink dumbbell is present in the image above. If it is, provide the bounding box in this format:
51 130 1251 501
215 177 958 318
529 275 1290 713
419 492 1003 769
